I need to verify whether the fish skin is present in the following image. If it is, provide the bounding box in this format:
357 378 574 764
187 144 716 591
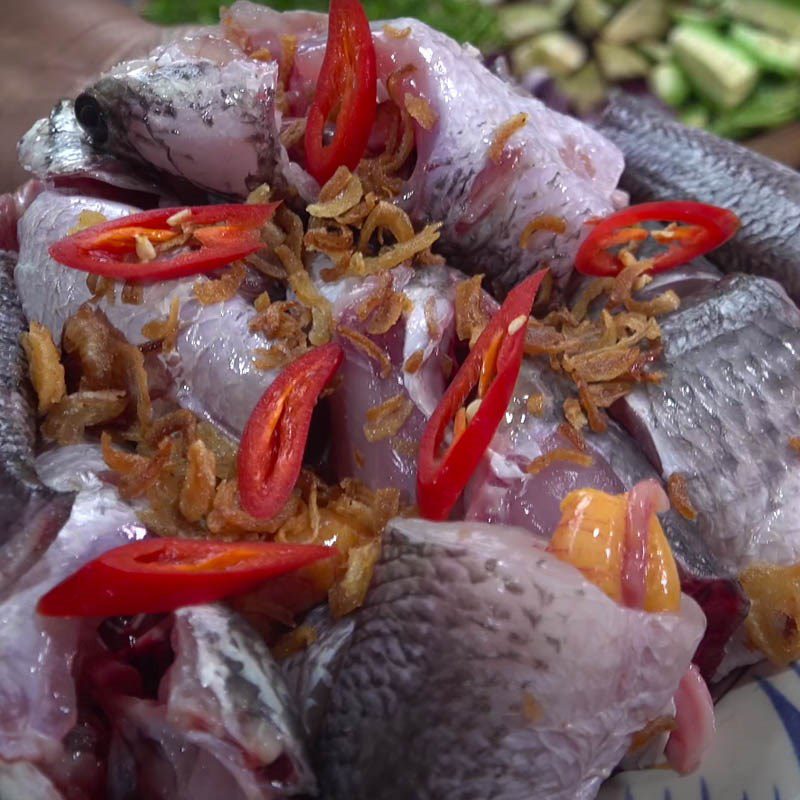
17 100 166 198
306 518 704 800
612 273 800 574
15 191 281 437
597 93 800 299
0 250 74 597
77 32 317 202
464 358 748 679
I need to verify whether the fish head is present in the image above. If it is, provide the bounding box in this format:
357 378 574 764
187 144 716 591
72 37 290 198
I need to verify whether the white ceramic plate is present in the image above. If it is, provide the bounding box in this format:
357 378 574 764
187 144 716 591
599 663 800 800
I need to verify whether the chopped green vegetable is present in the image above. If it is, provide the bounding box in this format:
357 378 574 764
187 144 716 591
650 60 691 106
729 24 800 78
679 103 711 129
145 0 503 48
669 5 725 27
511 31 588 76
558 61 607 113
602 0 669 45
671 23 759 109
724 0 800 39
711 81 800 138
637 38 671 62
573 0 613 37
498 3 563 42
594 40 651 80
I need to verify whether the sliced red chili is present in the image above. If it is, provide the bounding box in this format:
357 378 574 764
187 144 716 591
238 343 344 519
575 201 740 277
36 538 335 617
304 0 377 185
417 269 548 521
48 203 279 282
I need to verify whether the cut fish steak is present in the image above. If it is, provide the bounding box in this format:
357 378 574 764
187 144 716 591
612 273 800 574
464 358 747 679
297 517 704 800
15 190 281 437
68 1 624 292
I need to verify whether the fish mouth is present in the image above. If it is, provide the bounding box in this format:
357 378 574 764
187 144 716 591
74 92 109 145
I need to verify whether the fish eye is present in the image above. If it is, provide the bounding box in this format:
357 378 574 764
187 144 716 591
75 93 108 144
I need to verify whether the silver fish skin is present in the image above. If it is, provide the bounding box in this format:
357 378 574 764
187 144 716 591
0 250 74 596
17 100 165 198
15 191 280 437
76 32 317 201
222 1 626 293
108 604 316 800
463 358 747 679
305 518 704 800
612 273 800 573
597 94 800 299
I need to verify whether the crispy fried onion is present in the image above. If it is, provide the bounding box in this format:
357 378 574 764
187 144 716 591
519 215 567 249
337 325 392 378
274 243 333 347
250 300 311 370
524 258 672 432
308 167 364 219
364 394 413 442
141 297 181 353
526 447 594 475
740 563 800 666
34 306 153 444
667 472 697 521
193 261 246 306
455 274 492 348
21 321 65 414
43 390 127 445
62 305 152 431
404 92 437 131
489 113 528 165
355 273 409 336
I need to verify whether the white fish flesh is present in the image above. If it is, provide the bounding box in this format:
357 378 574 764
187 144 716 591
15 190 281 436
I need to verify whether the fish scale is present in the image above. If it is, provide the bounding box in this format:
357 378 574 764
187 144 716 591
597 94 800 300
306 518 704 800
613 274 800 573
0 250 73 596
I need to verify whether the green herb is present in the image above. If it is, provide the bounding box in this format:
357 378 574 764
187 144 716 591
144 0 503 48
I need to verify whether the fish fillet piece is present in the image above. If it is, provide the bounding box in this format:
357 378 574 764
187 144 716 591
73 2 624 291
312 261 457 501
299 517 704 800
613 273 800 573
463 359 747 679
15 191 280 436
225 1 626 292
597 93 800 300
